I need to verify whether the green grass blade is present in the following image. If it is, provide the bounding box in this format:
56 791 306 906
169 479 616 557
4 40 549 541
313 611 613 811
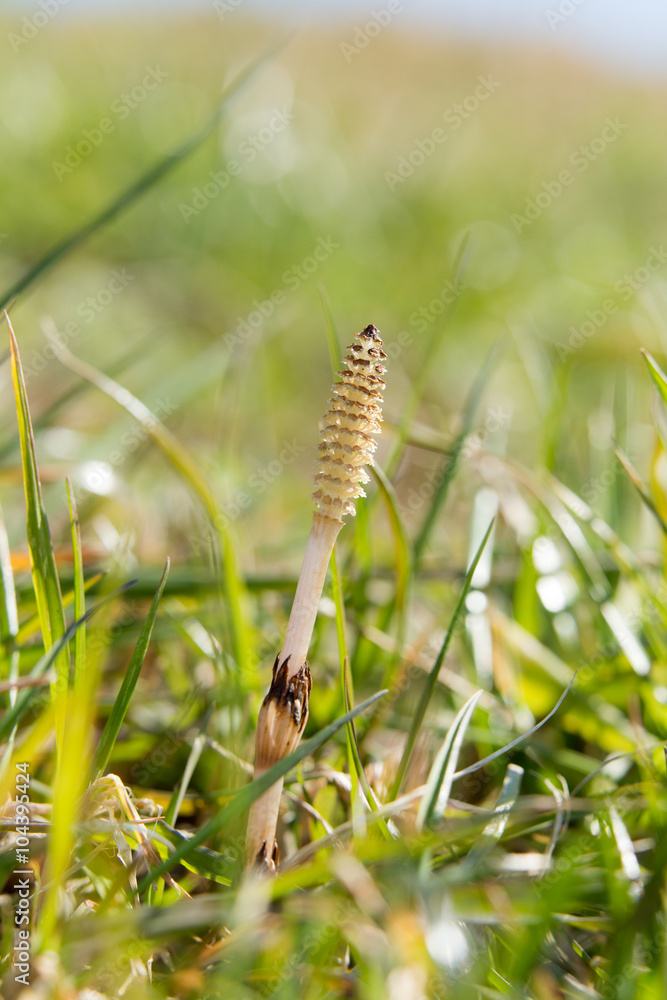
349 463 412 703
385 231 472 480
91 560 170 779
136 688 387 892
318 285 341 376
453 675 577 781
642 348 667 406
413 341 500 565
330 545 393 838
0 583 135 744
330 544 357 775
0 39 288 311
164 733 206 828
0 503 20 776
40 482 108 944
390 517 495 799
8 315 67 654
151 819 235 885
151 732 211 905
615 446 667 534
15 572 104 647
7 314 69 748
371 462 412 615
416 688 484 831
461 763 524 873
66 479 86 690
0 504 18 649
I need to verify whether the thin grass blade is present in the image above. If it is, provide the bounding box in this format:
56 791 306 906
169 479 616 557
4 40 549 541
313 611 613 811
391 517 495 799
8 314 69 749
318 285 341 376
0 503 20 776
0 582 136 745
453 675 576 780
615 446 667 534
642 348 667 406
416 688 484 831
371 462 411 614
66 479 86 690
150 819 235 885
330 545 393 839
91 560 170 779
165 733 206 828
385 232 471 480
414 341 501 565
462 763 524 873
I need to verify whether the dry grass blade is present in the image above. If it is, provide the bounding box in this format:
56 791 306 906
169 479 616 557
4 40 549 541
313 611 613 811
45 327 250 674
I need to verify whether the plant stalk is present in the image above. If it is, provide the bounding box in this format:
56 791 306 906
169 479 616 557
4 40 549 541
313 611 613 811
244 513 341 869
244 324 386 872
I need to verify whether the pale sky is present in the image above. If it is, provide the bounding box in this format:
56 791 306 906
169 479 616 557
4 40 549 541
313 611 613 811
5 0 667 79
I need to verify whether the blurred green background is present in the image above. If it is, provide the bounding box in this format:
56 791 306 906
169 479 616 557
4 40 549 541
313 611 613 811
2 8 666 577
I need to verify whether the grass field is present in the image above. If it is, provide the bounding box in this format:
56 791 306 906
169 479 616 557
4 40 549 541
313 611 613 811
2 9 667 999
